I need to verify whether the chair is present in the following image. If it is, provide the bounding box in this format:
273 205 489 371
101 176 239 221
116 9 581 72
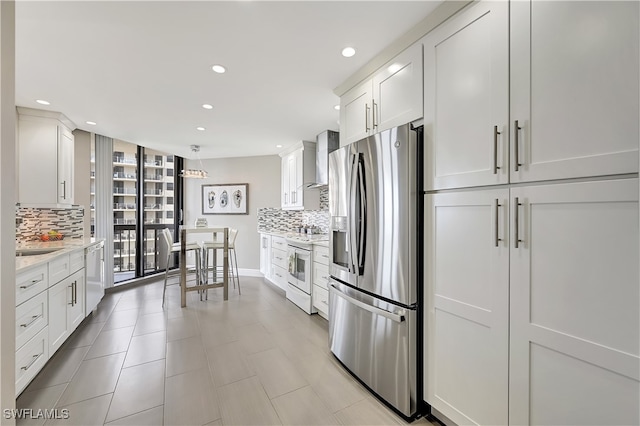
202 228 240 294
160 228 203 306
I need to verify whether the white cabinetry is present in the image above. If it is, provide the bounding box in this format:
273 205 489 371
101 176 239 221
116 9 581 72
259 233 272 279
311 244 330 319
280 141 319 210
269 236 288 290
17 107 76 206
340 43 423 146
424 0 639 191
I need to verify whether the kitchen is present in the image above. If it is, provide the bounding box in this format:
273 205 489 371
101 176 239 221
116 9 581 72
1 1 639 425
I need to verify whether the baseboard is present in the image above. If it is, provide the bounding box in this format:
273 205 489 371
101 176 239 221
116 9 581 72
238 268 262 277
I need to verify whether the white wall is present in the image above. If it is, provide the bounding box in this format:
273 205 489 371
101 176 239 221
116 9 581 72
183 155 280 272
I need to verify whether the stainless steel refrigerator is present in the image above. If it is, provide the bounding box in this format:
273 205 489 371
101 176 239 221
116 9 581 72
328 123 423 419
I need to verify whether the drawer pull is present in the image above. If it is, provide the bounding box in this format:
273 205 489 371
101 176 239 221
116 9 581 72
19 278 43 290
321 300 328 306
20 314 42 328
21 352 43 371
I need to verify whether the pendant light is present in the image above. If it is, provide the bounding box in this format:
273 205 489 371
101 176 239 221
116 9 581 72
180 145 208 179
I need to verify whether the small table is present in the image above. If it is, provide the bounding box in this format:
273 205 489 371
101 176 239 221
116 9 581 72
179 227 229 307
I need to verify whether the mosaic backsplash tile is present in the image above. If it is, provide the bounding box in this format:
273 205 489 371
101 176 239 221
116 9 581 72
16 206 85 242
319 187 328 211
257 207 329 234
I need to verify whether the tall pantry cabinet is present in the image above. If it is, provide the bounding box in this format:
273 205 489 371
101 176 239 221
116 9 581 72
423 1 639 425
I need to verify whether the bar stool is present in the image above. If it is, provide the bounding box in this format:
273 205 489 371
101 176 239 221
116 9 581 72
160 228 203 306
202 228 240 294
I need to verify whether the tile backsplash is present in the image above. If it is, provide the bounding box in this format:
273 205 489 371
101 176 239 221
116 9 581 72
257 187 330 234
16 206 84 242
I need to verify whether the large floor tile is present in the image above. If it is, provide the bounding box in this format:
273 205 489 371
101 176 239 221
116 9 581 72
46 394 112 426
17 383 67 426
166 336 207 377
334 397 405 425
308 358 369 413
271 385 338 425
164 367 220 426
199 319 238 349
62 322 105 349
166 314 200 341
102 309 139 331
84 326 134 360
235 322 277 355
105 359 165 422
246 347 307 399
205 341 254 387
132 312 166 336
25 346 90 392
56 352 125 407
123 331 166 368
217 376 281 425
104 406 164 426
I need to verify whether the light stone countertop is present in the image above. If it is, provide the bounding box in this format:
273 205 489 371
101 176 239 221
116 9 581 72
16 237 104 273
258 230 328 244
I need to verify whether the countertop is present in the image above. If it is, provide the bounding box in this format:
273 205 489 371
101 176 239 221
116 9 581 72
259 230 329 244
16 237 104 272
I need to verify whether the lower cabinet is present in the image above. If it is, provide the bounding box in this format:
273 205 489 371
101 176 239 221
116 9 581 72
259 233 272 279
15 327 49 395
48 269 85 354
426 178 639 425
270 236 288 291
312 244 330 318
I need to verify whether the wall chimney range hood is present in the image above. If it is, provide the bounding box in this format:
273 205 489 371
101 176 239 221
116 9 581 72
307 130 339 188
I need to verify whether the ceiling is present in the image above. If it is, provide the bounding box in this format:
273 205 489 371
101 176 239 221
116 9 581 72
15 1 440 160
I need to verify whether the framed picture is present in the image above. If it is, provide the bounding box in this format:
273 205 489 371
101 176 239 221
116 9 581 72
202 183 249 215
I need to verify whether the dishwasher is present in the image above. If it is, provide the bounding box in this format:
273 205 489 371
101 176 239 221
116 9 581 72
85 241 105 314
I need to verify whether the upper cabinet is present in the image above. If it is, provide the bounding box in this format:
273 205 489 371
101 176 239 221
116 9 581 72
424 0 639 191
340 43 423 146
280 141 319 210
17 107 76 206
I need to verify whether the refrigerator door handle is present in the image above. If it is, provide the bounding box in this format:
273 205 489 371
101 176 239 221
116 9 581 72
356 154 367 274
348 153 359 274
330 284 406 323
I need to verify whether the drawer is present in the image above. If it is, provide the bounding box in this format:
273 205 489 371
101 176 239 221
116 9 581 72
271 248 288 270
15 326 49 396
271 265 288 290
313 284 329 316
16 264 49 306
69 249 85 274
272 236 287 251
16 290 48 350
313 245 330 265
313 262 330 290
49 253 71 284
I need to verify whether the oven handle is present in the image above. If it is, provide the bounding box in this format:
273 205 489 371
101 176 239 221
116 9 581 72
330 283 405 323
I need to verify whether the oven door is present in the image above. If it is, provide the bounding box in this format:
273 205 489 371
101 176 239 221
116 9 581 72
288 247 311 294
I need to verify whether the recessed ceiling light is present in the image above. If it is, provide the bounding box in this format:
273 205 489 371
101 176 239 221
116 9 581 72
86 121 97 126
36 99 50 105
334 105 340 111
196 127 206 131
202 104 213 110
276 144 283 148
341 47 356 58
211 65 226 74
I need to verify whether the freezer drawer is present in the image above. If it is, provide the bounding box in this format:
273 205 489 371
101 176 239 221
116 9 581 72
328 281 417 417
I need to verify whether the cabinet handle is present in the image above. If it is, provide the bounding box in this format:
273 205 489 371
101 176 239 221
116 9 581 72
365 103 371 133
284 193 288 204
19 278 43 290
372 101 378 129
68 283 74 306
20 314 42 328
495 199 503 247
493 126 501 174
21 353 43 371
73 281 77 305
61 181 66 200
321 300 328 306
514 120 522 172
514 197 523 248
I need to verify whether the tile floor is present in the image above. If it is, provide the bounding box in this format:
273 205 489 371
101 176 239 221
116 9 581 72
17 275 435 426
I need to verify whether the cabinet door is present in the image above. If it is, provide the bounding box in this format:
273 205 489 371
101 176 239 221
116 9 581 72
510 1 639 183
259 234 271 278
48 278 71 355
68 269 85 331
372 42 423 133
281 156 289 208
423 0 509 191
291 149 303 209
57 125 74 204
340 80 373 146
509 179 639 425
425 188 509 425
